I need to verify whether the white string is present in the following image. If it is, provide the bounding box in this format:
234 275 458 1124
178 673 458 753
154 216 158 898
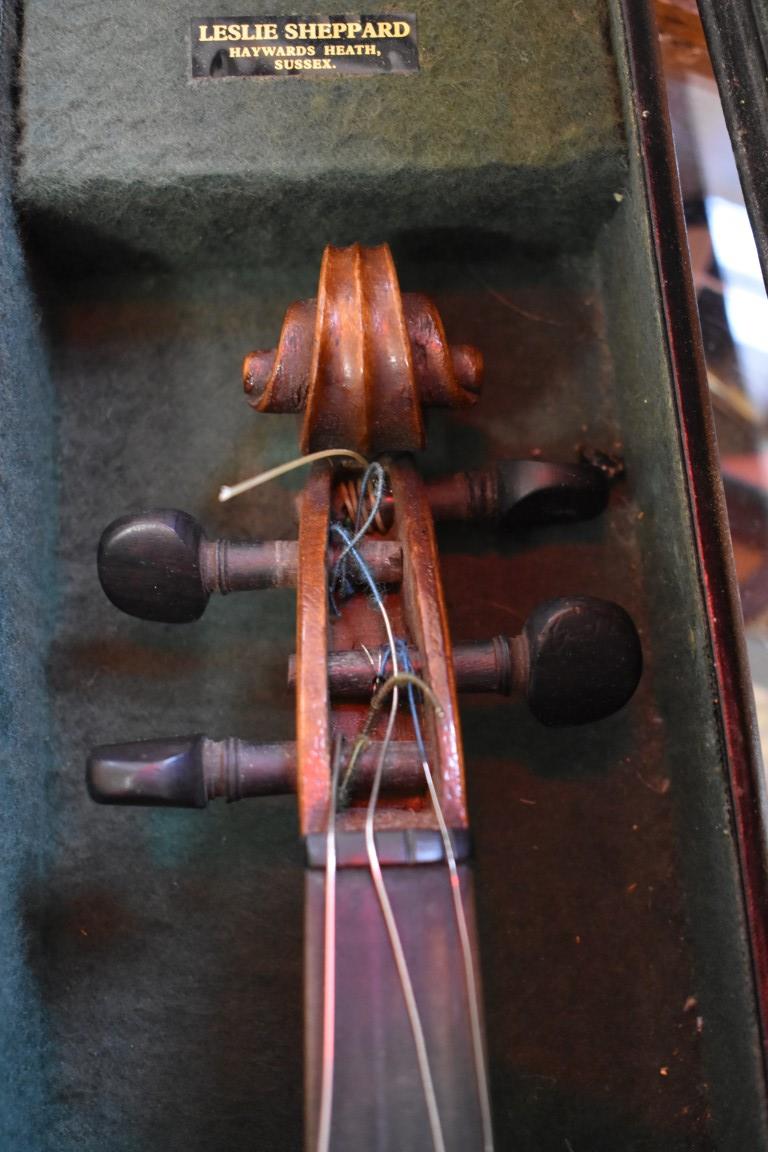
316 737 343 1152
363 619 447 1152
218 448 369 503
332 522 446 1152
218 450 457 1152
377 660 495 1147
418 755 495 1151
217 451 492 1152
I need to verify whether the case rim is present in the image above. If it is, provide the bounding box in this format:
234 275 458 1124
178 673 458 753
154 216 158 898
623 0 768 1082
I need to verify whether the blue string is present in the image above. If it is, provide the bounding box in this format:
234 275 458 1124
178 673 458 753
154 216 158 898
331 503 428 777
329 522 388 619
329 463 385 616
379 640 428 764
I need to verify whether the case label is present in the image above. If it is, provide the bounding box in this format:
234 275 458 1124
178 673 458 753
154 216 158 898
191 15 419 78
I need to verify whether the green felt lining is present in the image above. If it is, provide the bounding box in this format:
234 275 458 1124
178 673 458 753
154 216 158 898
16 0 626 269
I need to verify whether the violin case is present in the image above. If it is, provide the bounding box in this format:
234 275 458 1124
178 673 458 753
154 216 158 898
698 0 768 293
2 1 767 1148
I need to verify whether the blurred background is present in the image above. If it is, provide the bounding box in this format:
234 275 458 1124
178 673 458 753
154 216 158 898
656 0 768 757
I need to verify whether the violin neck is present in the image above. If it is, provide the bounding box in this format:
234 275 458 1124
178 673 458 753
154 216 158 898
304 862 492 1152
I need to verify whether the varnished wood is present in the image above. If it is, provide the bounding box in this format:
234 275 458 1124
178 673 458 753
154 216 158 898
243 242 482 455
296 465 334 835
388 458 467 828
295 459 469 838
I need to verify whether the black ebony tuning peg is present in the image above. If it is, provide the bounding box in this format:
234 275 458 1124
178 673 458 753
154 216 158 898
98 510 403 624
423 460 609 529
296 594 642 726
99 510 210 623
87 734 422 806
522 596 641 726
87 735 211 806
493 460 608 528
86 735 298 807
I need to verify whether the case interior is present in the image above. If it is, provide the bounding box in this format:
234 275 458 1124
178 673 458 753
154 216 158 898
1 2 765 1149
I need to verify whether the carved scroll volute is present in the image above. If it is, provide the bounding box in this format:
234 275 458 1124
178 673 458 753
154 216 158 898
304 243 423 455
243 242 483 456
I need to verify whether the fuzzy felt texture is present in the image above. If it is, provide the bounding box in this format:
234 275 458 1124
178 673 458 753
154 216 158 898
16 0 627 270
0 2 56 1148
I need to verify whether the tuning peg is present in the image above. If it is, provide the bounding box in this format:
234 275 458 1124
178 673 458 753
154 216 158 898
87 735 421 806
98 510 208 623
295 595 641 726
98 510 402 623
88 735 211 806
86 735 292 807
426 460 609 528
493 460 609 527
333 460 611 533
521 596 641 725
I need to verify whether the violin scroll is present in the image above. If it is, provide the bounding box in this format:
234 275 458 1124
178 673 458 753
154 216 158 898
243 243 482 456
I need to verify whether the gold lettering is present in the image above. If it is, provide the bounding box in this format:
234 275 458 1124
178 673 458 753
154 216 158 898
361 22 377 38
345 21 361 38
294 57 333 69
392 21 410 37
325 43 378 56
211 23 229 41
198 24 213 42
228 22 278 41
277 57 335 69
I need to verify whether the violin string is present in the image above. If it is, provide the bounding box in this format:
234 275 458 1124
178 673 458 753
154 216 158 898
397 650 495 1152
337 670 442 805
316 735 344 1152
330 522 447 1152
218 447 369 503
215 452 430 1147
329 462 385 615
337 476 388 533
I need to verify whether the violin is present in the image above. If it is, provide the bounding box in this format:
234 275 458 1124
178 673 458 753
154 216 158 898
87 243 642 1151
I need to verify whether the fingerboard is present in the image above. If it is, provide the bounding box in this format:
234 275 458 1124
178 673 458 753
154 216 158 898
304 863 492 1151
